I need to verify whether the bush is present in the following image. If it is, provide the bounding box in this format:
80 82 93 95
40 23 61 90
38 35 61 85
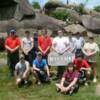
50 9 69 21
74 3 86 15
94 5 100 12
32 2 40 9
0 37 5 52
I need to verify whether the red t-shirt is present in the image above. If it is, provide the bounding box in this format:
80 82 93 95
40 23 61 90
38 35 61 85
38 35 52 51
63 70 79 83
73 59 90 71
5 36 20 49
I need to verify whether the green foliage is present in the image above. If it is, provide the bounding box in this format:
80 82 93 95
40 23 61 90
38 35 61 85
32 2 40 9
94 5 100 12
50 9 69 21
74 3 86 15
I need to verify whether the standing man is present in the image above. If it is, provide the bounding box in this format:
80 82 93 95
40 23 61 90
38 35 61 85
67 32 76 53
5 29 20 77
38 29 52 59
21 31 34 66
74 32 85 56
52 30 69 79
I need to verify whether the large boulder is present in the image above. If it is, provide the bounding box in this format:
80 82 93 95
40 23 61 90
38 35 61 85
0 0 35 21
67 9 82 23
44 1 65 14
82 15 100 34
0 13 66 32
0 0 65 32
64 24 86 34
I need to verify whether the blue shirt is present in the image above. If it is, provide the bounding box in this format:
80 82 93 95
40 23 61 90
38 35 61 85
33 58 47 70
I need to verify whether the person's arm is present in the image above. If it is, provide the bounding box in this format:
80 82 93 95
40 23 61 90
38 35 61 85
38 46 44 54
13 38 20 52
60 77 65 87
13 45 20 52
45 65 50 77
5 45 13 52
44 38 52 54
63 77 78 92
44 46 51 54
27 38 34 53
80 67 91 71
23 62 30 76
62 45 70 54
33 64 40 72
82 44 89 56
80 60 91 71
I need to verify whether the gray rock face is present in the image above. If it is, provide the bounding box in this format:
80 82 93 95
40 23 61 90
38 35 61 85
82 15 100 34
64 24 86 34
0 0 65 32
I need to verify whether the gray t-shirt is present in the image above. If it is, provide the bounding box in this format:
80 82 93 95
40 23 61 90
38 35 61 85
15 61 29 77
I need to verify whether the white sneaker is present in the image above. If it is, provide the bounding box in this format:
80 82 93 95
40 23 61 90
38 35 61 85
37 81 41 85
84 82 88 86
93 78 97 83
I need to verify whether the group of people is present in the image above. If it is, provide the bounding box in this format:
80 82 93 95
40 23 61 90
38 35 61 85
4 28 99 95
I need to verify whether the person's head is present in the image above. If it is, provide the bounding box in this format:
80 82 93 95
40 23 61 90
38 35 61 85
75 32 81 39
19 54 25 63
42 28 48 36
88 36 94 43
66 63 75 72
68 31 73 38
57 30 63 37
76 53 84 61
25 30 30 38
37 52 42 61
10 29 16 38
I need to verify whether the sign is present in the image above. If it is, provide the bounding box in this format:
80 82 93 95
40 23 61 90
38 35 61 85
48 51 75 66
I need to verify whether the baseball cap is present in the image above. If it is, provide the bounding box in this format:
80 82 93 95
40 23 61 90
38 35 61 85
10 29 16 34
19 54 25 59
37 52 42 56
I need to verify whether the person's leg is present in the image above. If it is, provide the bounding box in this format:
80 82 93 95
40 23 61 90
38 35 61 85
22 71 30 84
8 53 14 77
16 77 23 86
92 62 97 83
28 50 33 67
33 71 41 85
69 83 79 95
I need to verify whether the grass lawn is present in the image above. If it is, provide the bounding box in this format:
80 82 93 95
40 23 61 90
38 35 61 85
0 37 100 100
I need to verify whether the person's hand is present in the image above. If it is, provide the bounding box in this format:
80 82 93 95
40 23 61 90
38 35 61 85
61 87 69 93
39 70 45 75
80 67 85 71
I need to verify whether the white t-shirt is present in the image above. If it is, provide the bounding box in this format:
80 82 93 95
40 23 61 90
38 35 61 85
74 37 85 49
15 61 29 76
82 42 99 62
21 37 33 50
83 42 99 53
52 36 68 52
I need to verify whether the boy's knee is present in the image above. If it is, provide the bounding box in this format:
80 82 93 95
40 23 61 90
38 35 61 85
16 78 21 85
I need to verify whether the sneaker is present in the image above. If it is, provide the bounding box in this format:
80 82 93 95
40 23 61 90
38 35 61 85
37 81 41 85
93 78 97 83
84 82 88 86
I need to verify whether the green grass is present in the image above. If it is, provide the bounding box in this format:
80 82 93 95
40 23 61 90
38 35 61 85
0 37 100 100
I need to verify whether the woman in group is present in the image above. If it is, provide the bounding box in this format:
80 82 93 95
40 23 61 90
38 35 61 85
82 36 99 83
56 63 80 95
